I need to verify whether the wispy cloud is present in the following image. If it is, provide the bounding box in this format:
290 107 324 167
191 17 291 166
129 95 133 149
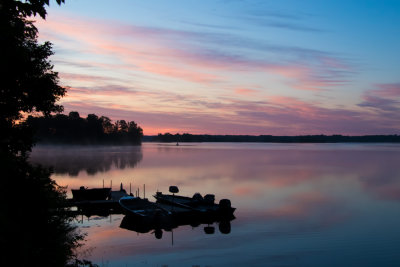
358 83 400 116
34 9 400 135
38 12 352 90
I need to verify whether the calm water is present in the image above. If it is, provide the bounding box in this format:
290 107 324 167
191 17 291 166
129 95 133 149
30 143 400 266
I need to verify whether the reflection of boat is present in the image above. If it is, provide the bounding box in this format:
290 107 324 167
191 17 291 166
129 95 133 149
120 213 175 238
71 186 111 201
154 186 236 215
119 196 169 219
120 209 235 240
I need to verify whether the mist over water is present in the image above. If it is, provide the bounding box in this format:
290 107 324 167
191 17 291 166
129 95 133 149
30 143 400 266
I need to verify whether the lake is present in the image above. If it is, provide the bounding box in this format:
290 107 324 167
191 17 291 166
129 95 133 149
30 143 400 266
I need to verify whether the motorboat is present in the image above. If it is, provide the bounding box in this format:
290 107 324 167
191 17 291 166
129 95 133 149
71 186 111 201
154 186 236 215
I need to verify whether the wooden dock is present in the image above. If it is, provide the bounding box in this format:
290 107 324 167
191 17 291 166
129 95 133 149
65 190 129 217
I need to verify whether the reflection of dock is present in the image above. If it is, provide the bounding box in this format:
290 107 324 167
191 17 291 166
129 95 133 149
67 185 236 240
118 186 236 240
66 190 129 217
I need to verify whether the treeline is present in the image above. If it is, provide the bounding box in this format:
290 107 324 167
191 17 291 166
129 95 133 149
148 133 400 143
27 111 143 145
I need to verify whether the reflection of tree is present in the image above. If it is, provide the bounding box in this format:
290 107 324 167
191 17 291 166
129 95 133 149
30 146 143 176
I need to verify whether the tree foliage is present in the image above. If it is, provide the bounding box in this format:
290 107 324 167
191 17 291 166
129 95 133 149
153 133 400 143
1 0 66 155
0 1 95 266
27 111 143 145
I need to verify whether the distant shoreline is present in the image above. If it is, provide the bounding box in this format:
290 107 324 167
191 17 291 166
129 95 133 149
143 134 400 143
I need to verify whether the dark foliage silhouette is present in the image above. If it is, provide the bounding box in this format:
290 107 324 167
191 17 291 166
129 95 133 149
27 112 143 145
0 1 95 266
153 133 400 143
1 0 66 155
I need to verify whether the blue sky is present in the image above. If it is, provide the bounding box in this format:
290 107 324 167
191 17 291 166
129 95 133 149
36 0 400 135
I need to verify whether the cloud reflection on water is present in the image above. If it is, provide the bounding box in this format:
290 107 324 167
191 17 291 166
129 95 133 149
30 143 400 266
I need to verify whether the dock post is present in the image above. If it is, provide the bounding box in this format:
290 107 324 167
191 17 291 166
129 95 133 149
144 184 145 199
130 183 132 195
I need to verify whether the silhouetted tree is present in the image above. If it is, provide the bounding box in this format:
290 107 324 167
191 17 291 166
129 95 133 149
117 120 129 132
27 112 143 145
1 0 66 155
0 1 94 266
100 116 113 134
153 133 400 143
69 111 80 120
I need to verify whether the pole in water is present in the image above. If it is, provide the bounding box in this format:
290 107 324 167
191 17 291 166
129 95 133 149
111 180 112 189
130 183 132 195
103 179 104 188
143 184 145 199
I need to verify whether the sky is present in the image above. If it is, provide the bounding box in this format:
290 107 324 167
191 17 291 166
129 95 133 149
35 0 400 135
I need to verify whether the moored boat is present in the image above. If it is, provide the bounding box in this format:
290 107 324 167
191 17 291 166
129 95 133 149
154 186 236 215
71 186 111 201
119 196 170 219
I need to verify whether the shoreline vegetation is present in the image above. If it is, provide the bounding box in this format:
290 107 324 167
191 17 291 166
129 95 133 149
26 112 399 145
27 111 143 145
1 1 97 265
145 133 400 143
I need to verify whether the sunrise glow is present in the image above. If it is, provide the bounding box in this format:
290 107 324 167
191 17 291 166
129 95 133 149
37 1 400 135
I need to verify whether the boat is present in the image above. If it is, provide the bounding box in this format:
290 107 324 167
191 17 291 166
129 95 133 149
154 186 236 215
71 186 111 201
119 196 170 219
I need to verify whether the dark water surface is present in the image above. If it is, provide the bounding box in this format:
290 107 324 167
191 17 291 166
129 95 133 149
30 143 400 266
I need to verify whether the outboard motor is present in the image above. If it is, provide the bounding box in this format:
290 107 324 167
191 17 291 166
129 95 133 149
192 193 203 201
204 194 215 204
169 186 179 194
219 199 232 210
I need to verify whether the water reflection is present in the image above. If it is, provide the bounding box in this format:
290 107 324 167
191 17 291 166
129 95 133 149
29 145 142 176
29 143 400 266
120 213 235 241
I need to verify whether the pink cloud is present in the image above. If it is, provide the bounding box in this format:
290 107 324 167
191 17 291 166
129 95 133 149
35 13 400 135
233 186 258 196
59 91 400 135
60 73 117 83
140 62 220 83
374 83 400 97
37 13 351 90
234 88 259 95
358 83 400 117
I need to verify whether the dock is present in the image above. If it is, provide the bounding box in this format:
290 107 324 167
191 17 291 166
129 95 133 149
66 190 129 217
